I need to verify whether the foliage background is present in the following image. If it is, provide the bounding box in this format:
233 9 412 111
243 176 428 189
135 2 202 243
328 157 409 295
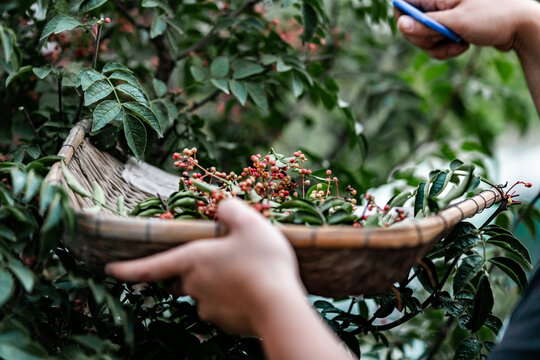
0 0 539 359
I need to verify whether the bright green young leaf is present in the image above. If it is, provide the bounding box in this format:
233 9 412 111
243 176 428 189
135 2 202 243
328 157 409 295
92 181 105 205
246 82 268 111
210 79 230 94
84 80 114 106
40 15 83 41
62 162 91 197
211 57 229 78
0 270 14 306
150 15 167 38
123 102 162 134
494 59 514 83
124 115 147 158
229 80 247 105
93 100 122 131
153 78 167 97
116 83 150 107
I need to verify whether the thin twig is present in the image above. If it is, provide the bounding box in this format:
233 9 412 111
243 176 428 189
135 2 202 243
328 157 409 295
19 107 39 137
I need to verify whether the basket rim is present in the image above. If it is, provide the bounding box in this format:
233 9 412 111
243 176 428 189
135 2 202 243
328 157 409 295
46 120 504 249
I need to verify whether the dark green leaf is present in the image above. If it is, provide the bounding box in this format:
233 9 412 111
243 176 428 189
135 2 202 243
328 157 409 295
40 15 83 41
489 257 528 291
108 70 140 88
454 337 482 360
84 80 114 106
77 68 106 91
301 2 318 43
429 172 447 197
116 83 150 107
190 66 206 82
22 170 41 204
414 182 426 216
124 115 147 159
487 234 532 269
123 102 162 134
8 260 35 292
103 62 133 74
453 254 484 293
80 0 108 12
210 79 230 94
469 275 493 332
92 100 122 131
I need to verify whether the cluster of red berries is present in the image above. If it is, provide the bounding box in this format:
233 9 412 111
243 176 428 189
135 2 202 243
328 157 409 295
169 148 361 219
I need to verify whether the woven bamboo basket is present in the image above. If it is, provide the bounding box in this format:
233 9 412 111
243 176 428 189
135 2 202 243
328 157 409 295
45 119 503 297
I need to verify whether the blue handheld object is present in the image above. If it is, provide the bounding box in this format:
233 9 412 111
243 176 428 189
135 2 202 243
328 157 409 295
392 0 463 43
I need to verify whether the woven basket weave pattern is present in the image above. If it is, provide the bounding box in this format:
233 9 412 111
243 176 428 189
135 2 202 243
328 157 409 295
46 120 503 296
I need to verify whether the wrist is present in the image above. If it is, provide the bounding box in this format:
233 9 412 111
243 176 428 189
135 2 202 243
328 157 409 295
514 1 540 61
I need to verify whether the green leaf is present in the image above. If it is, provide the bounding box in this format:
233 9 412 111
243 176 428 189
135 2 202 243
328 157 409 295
453 254 484 294
292 74 304 97
387 191 413 208
301 2 318 43
93 100 122 131
124 115 147 159
103 62 133 74
190 66 206 82
469 275 493 332
0 225 16 242
246 82 268 111
108 70 140 88
414 182 426 217
450 159 464 171
117 83 150 107
10 168 27 196
92 181 105 205
22 170 41 204
84 80 114 106
487 234 532 269
77 69 106 91
8 260 35 292
152 78 167 97
40 15 83 41
62 162 91 197
229 80 247 105
42 192 63 232
0 270 14 306
39 182 56 214
454 337 482 360
210 79 230 94
489 257 528 291
32 66 52 79
5 65 32 87
122 102 162 134
150 15 167 38
211 57 229 78
80 0 108 12
429 172 447 197
233 61 265 80
494 59 514 83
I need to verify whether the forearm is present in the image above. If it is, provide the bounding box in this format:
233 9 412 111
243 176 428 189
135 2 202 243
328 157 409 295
515 2 540 117
253 286 354 360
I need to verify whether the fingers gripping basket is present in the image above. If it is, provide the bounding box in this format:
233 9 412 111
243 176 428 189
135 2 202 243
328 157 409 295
46 120 503 297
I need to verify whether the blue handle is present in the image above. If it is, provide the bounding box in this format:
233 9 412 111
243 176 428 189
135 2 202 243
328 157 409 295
392 0 463 43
